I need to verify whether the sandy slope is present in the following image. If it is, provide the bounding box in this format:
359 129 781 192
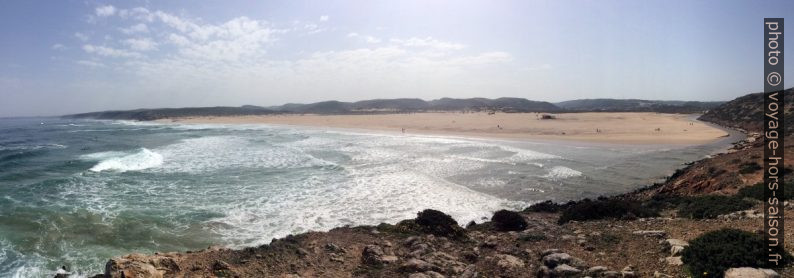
157 112 728 145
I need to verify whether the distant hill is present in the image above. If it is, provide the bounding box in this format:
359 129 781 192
698 88 793 134
65 96 734 121
65 106 278 121
556 99 723 113
268 97 562 113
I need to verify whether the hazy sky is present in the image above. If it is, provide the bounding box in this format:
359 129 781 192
0 0 792 117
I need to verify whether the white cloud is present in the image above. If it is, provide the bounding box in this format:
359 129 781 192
77 60 106 67
73 6 517 105
124 38 158 51
319 15 329 22
119 7 155 22
167 33 190 46
390 37 466 50
74 32 89 41
51 43 66 50
303 23 324 34
120 24 149 34
347 33 381 43
83 44 141 58
95 5 116 17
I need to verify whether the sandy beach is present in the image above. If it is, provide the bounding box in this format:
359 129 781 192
158 112 729 145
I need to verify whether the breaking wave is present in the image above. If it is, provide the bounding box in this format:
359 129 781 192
542 166 583 180
88 148 163 172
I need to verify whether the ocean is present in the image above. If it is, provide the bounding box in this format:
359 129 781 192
0 117 741 277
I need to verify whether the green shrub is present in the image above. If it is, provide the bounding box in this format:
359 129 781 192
737 182 793 201
681 229 791 277
414 209 466 239
491 210 528 231
738 162 762 174
557 198 659 224
524 200 567 213
677 195 753 219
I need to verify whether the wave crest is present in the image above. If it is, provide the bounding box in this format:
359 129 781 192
543 166 583 180
89 148 163 172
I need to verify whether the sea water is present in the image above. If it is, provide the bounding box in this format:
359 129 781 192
0 117 741 277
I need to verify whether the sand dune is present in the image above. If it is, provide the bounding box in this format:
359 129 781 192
159 112 729 145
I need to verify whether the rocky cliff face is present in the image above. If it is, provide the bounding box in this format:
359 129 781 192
698 88 793 134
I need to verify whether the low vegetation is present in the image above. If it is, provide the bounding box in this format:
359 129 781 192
490 210 528 231
523 200 567 213
681 229 792 277
412 209 466 239
737 181 794 201
738 162 762 174
676 195 754 219
557 198 659 224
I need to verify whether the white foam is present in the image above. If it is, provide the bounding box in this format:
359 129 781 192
89 148 163 172
152 136 335 173
210 164 523 247
542 166 583 180
0 144 67 151
79 151 128 161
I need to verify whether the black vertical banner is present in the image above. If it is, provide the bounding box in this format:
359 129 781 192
764 18 784 266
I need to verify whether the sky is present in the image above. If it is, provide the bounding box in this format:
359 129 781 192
0 0 792 117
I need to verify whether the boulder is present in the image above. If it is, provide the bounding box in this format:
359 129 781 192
621 265 637 278
665 239 688 247
586 266 608 276
664 256 683 266
103 253 181 278
724 268 780 278
361 245 388 266
324 243 344 253
540 249 562 257
399 259 440 273
460 264 478 278
542 252 572 268
654 271 673 278
554 264 582 276
664 239 689 256
670 245 685 256
537 266 553 278
632 230 666 238
494 254 524 269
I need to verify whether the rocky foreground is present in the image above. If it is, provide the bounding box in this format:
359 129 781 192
92 202 793 278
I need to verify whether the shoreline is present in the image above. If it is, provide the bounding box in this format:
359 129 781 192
154 112 729 145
